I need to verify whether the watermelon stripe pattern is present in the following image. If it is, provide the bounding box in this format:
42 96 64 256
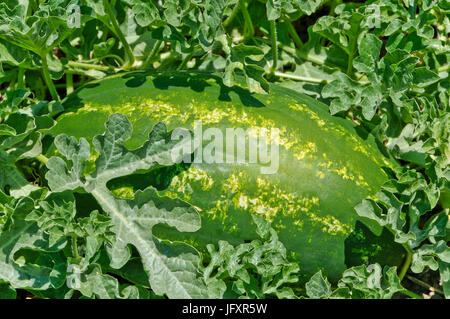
50 72 406 282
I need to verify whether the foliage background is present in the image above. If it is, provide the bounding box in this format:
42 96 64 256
0 0 448 299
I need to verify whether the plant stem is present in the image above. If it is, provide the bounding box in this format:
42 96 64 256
274 71 329 84
346 44 356 77
223 1 241 28
55 83 76 89
329 0 343 14
255 37 325 66
177 50 196 71
102 0 135 69
101 54 125 65
285 19 303 49
41 54 60 101
16 67 25 89
71 236 80 259
239 0 254 39
401 289 424 299
142 40 163 70
64 70 97 78
269 20 278 74
35 154 49 165
345 25 359 77
398 244 412 281
406 275 444 296
66 73 74 95
67 60 120 72
381 225 413 284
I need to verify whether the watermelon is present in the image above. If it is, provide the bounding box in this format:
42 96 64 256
49 71 406 282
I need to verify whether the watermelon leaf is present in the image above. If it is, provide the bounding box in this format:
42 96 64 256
306 264 405 299
45 113 207 298
0 194 67 290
